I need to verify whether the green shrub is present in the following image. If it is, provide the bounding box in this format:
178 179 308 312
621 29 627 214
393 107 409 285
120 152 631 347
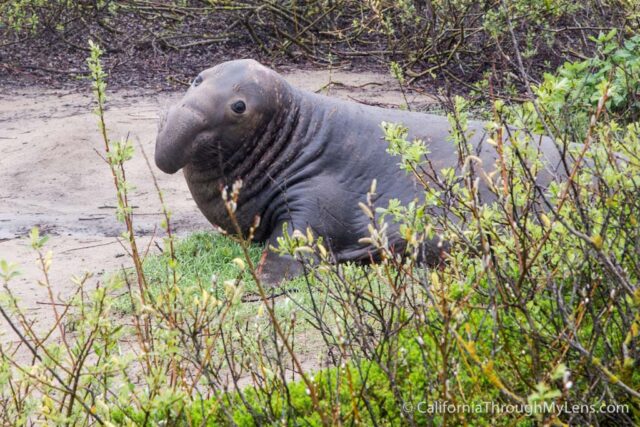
508 29 640 135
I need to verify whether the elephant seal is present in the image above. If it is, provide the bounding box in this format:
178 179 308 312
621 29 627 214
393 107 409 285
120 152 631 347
155 59 564 284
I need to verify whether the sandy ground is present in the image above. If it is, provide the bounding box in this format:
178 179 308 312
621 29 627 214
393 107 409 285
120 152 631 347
0 68 436 359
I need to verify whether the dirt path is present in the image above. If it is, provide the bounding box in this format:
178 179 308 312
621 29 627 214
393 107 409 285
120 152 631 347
0 68 436 351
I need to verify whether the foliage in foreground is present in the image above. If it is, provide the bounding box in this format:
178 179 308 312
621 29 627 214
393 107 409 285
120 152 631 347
1 38 640 426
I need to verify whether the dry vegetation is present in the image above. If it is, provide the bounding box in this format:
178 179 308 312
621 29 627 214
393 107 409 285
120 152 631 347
1 0 638 91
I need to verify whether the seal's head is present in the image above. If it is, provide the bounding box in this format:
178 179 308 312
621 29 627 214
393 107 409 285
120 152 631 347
155 59 291 174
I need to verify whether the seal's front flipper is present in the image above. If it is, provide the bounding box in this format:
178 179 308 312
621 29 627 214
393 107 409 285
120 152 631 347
256 247 302 286
256 223 304 286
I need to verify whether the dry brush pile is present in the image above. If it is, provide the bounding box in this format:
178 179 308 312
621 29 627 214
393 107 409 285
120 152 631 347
1 0 639 90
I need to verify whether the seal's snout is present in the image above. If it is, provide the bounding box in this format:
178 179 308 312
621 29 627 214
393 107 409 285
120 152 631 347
154 106 177 174
155 104 205 174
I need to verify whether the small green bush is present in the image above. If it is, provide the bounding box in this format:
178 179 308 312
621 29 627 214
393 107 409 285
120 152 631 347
508 29 640 135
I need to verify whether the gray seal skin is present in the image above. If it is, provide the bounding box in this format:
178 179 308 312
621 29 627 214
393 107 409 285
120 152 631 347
155 59 563 284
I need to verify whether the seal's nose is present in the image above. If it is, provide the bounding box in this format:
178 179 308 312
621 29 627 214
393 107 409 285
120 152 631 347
154 104 206 174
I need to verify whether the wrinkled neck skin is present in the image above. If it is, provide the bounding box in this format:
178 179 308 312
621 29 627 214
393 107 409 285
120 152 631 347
183 85 320 241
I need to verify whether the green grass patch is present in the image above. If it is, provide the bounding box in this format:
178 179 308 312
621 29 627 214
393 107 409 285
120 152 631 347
113 232 262 313
113 232 329 330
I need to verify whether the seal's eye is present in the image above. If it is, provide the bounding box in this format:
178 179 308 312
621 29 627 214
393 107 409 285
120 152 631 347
231 100 246 114
192 75 203 87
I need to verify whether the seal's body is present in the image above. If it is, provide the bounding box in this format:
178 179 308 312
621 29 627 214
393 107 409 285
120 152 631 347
155 59 562 284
